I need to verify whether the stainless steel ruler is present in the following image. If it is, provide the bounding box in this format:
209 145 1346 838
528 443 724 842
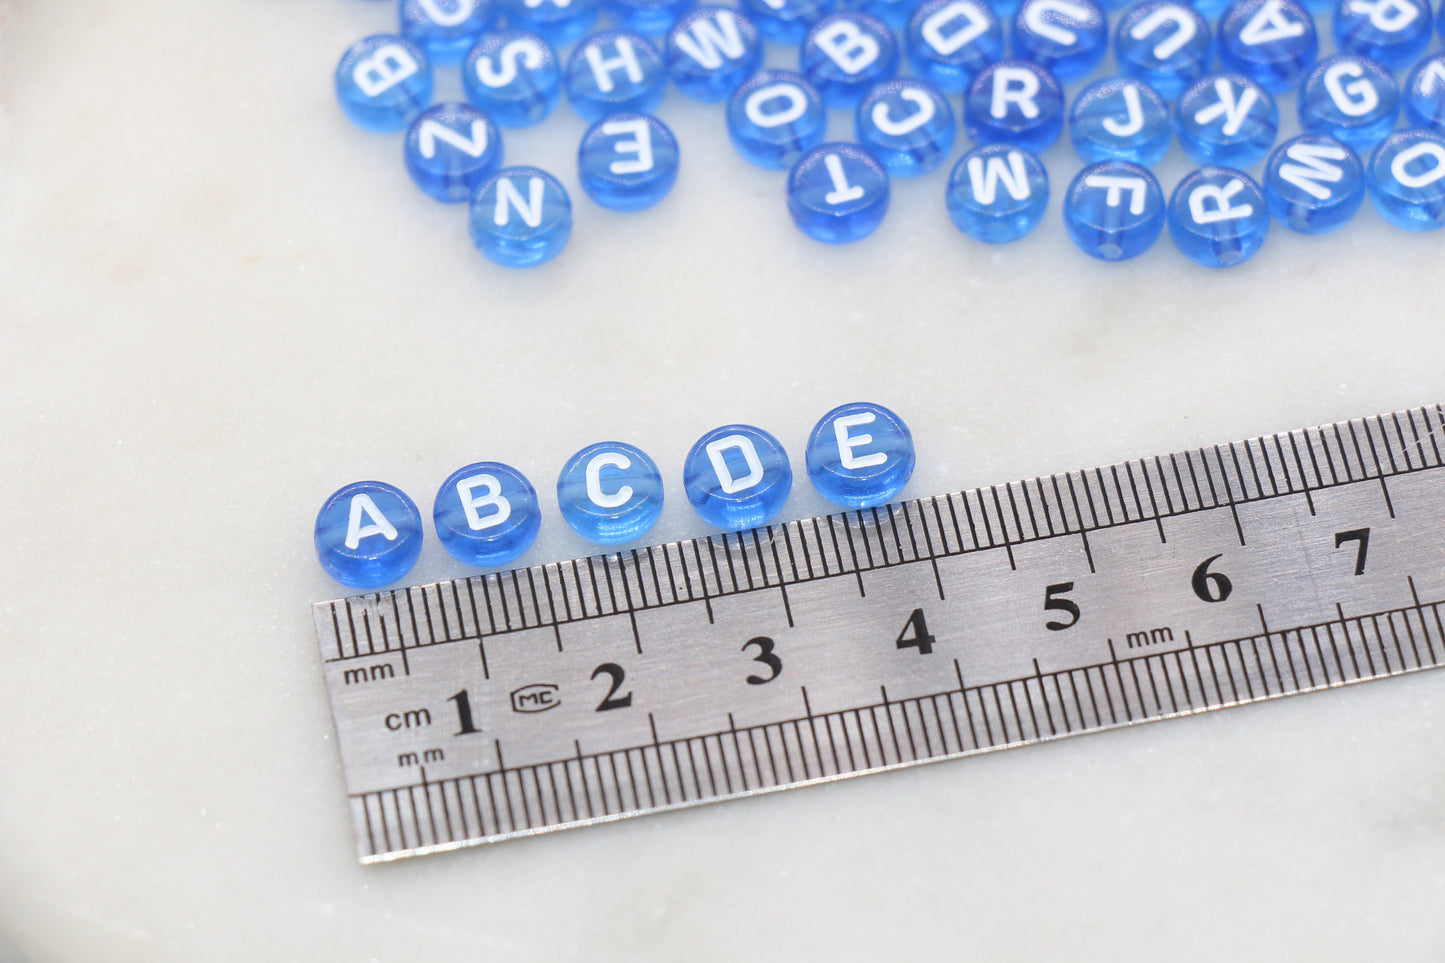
315 404 1445 863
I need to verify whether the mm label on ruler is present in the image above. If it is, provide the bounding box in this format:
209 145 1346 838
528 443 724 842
315 405 1445 863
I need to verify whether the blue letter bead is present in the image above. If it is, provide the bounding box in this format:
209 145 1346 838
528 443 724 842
607 0 696 35
1063 160 1166 260
1298 55 1400 151
1167 166 1269 266
684 425 793 530
856 79 956 176
1113 1 1212 102
945 143 1050 242
565 31 666 121
1405 54 1445 133
806 403 916 508
335 35 434 132
1333 0 1430 69
667 6 763 102
727 71 828 169
800 13 900 108
787 143 891 242
1174 73 1278 166
463 31 562 127
1263 133 1365 233
577 112 680 210
739 0 837 43
1368 129 1445 230
1010 0 1108 81
433 463 541 567
400 0 494 65
906 0 1003 93
469 166 572 266
315 482 424 589
964 60 1065 151
404 102 503 202
1068 76 1171 164
557 442 665 545
1217 0 1317 94
499 0 599 45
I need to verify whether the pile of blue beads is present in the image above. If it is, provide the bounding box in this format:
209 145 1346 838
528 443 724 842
315 402 915 588
335 0 1445 268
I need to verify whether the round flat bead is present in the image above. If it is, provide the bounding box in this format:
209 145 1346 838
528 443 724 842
404 102 503 202
1113 0 1212 101
1333 0 1431 69
1063 160 1166 260
1010 0 1108 81
806 402 916 508
1167 166 1269 266
739 0 836 43
1263 133 1365 233
666 6 763 102
463 31 562 128
315 482 424 589
1405 54 1445 133
335 35 434 132
905 0 1003 93
683 425 793 530
433 462 541 567
468 166 572 267
577 112 680 210
964 60 1065 151
557 442 665 544
727 71 828 169
1217 0 1317 94
945 143 1050 242
800 13 899 108
1068 76 1171 164
565 31 666 121
1367 128 1445 230
1298 55 1399 151
787 143 891 242
1174 73 1278 166
856 79 956 176
400 0 494 65
498 0 599 45
606 0 696 34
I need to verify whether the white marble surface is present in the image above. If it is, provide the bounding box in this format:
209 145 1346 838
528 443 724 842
3 1 1445 959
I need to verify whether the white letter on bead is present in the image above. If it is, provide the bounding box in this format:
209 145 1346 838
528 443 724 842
418 119 490 159
1238 0 1306 45
706 436 765 494
1128 4 1196 59
813 19 881 75
1023 0 1090 45
745 83 808 127
1343 0 1418 31
1419 59 1445 94
1084 174 1148 213
1391 141 1445 187
921 1 990 54
1323 60 1380 117
456 474 512 531
353 44 420 97
822 154 865 204
966 150 1032 203
1188 178 1254 223
990 65 1041 119
1192 77 1258 136
494 176 545 227
1101 84 1145 137
601 117 655 174
586 453 634 508
674 10 747 68
417 0 477 27
870 88 936 136
475 38 546 87
346 494 399 549
584 37 644 93
833 413 888 470
1278 141 1348 200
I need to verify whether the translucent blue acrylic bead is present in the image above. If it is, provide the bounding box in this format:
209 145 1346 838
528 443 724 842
945 143 1050 241
463 31 562 127
727 71 828 169
607 0 696 35
856 79 956 175
1113 0 1212 101
806 402 916 508
433 462 541 567
787 143 891 242
1217 0 1317 94
315 482 424 589
469 166 572 266
683 425 793 530
565 31 666 121
400 0 494 65
577 112 680 210
859 0 927 28
1010 0 1108 81
905 0 1003 93
1368 128 1445 229
335 35 434 132
1174 73 1278 166
1063 160 1166 259
1263 133 1366 232
667 6 763 102
1298 55 1399 152
964 60 1066 151
1404 53 1445 133
498 0 599 45
1068 76 1172 164
800 13 899 108
1333 0 1431 69
1167 166 1270 266
557 442 665 544
739 0 836 43
404 102 503 202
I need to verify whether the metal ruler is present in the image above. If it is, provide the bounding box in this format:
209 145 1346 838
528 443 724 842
315 404 1445 863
